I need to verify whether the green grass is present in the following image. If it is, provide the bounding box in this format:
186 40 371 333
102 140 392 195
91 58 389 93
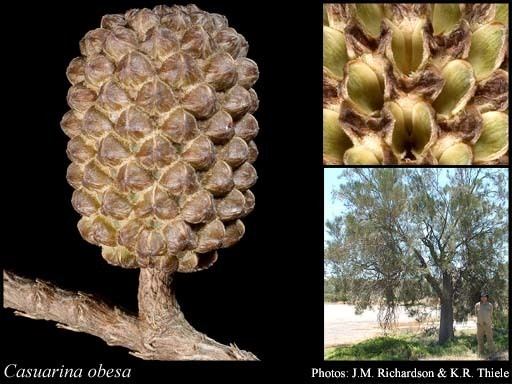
325 329 509 360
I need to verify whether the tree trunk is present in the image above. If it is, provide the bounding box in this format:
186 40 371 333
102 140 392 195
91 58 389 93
438 272 455 344
3 269 257 360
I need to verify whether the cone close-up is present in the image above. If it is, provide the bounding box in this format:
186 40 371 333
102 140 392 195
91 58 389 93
4 4 260 361
323 3 508 165
62 4 259 272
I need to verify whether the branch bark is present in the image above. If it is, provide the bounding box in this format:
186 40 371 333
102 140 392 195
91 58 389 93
413 248 443 299
3 270 142 351
3 269 258 361
420 236 440 265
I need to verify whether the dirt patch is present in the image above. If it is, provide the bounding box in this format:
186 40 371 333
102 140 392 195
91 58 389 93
324 303 476 347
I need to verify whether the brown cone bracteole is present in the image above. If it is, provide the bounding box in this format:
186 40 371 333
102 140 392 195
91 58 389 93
62 4 259 272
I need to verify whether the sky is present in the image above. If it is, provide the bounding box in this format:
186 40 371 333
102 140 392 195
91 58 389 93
324 169 344 241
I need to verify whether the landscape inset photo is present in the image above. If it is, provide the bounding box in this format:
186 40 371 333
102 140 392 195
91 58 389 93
324 168 509 360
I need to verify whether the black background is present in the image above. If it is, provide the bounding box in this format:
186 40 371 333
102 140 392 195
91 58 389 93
1 0 324 382
1 1 510 383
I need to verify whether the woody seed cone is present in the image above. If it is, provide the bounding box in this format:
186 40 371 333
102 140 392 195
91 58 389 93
61 4 259 273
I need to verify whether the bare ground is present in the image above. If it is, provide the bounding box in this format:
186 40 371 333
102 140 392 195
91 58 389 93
324 303 471 347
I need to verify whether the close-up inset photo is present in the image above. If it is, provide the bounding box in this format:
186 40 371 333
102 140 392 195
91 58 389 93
324 168 509 360
323 4 509 165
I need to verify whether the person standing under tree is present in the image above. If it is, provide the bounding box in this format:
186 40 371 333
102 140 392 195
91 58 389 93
475 291 495 357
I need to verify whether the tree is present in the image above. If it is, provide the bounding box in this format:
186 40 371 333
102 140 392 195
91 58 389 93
325 169 508 344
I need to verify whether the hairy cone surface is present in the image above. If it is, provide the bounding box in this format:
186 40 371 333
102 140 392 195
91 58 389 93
62 4 259 272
